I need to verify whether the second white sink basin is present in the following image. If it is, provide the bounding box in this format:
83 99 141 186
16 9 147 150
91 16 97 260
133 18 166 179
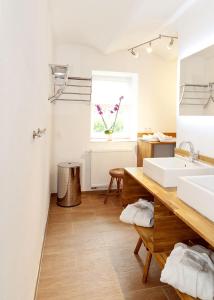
143 157 214 187
177 175 214 222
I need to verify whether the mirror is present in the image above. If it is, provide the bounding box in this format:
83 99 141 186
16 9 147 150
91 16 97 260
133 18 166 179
179 44 214 115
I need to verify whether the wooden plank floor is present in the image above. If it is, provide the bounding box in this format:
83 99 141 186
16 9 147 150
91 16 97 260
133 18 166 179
36 192 179 300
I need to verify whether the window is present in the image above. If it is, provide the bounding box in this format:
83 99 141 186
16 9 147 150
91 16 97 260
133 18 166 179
91 71 138 140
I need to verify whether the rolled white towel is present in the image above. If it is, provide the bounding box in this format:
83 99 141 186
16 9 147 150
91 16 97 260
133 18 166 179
160 243 214 300
120 199 154 227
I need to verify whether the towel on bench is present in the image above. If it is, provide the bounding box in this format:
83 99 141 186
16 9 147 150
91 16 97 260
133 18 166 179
160 242 214 300
120 199 154 227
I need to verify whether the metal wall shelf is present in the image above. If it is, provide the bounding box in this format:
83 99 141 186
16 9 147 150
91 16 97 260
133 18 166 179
48 65 92 103
180 83 214 107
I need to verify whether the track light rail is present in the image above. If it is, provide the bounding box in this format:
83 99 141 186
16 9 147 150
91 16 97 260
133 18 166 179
128 34 178 53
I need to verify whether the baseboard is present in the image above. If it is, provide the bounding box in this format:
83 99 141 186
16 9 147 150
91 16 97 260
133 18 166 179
33 195 51 300
51 190 108 197
81 190 107 194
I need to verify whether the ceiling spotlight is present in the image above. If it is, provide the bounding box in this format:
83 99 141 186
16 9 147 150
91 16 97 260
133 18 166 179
130 48 139 58
167 38 174 50
146 42 152 54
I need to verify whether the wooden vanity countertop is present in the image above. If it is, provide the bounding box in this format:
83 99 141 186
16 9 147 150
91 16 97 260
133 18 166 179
138 140 176 145
125 167 214 248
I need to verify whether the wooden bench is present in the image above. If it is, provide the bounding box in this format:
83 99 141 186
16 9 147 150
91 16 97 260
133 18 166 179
134 226 154 282
122 167 214 300
134 225 197 300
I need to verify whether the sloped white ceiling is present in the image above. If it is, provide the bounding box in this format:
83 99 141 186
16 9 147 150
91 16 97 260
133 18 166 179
49 0 188 56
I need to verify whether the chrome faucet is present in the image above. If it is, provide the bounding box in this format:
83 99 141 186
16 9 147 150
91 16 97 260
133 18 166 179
179 141 198 162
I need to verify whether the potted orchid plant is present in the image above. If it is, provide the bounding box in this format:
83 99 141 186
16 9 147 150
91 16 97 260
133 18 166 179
95 96 124 140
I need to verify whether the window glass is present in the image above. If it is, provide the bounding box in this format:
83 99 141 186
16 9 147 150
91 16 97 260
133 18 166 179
91 71 138 139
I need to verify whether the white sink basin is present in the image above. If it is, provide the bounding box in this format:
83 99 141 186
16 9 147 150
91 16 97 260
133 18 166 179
143 157 214 187
177 175 214 222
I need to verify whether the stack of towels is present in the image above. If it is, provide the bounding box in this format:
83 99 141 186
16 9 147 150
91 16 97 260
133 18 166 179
120 199 154 227
161 243 214 300
140 132 176 142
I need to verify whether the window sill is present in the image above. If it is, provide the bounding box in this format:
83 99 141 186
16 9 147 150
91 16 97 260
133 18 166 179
90 138 137 142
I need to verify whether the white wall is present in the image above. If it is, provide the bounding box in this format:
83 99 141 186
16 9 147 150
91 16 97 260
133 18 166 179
50 44 176 192
0 1 51 299
175 0 214 157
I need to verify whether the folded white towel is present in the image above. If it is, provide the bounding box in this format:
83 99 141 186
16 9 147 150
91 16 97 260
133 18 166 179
140 132 176 142
120 204 138 225
120 199 154 227
160 243 214 300
192 244 214 263
155 132 174 142
141 134 159 141
181 251 209 272
134 200 154 227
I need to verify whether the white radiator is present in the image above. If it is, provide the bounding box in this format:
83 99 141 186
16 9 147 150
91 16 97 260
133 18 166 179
90 149 136 188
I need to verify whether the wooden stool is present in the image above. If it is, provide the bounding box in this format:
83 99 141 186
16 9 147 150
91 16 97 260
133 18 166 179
104 168 124 204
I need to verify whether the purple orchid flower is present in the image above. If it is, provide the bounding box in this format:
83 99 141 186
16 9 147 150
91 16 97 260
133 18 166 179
114 104 119 111
95 96 124 135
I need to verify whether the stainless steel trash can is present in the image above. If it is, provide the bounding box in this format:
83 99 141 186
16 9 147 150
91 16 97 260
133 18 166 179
57 162 81 207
